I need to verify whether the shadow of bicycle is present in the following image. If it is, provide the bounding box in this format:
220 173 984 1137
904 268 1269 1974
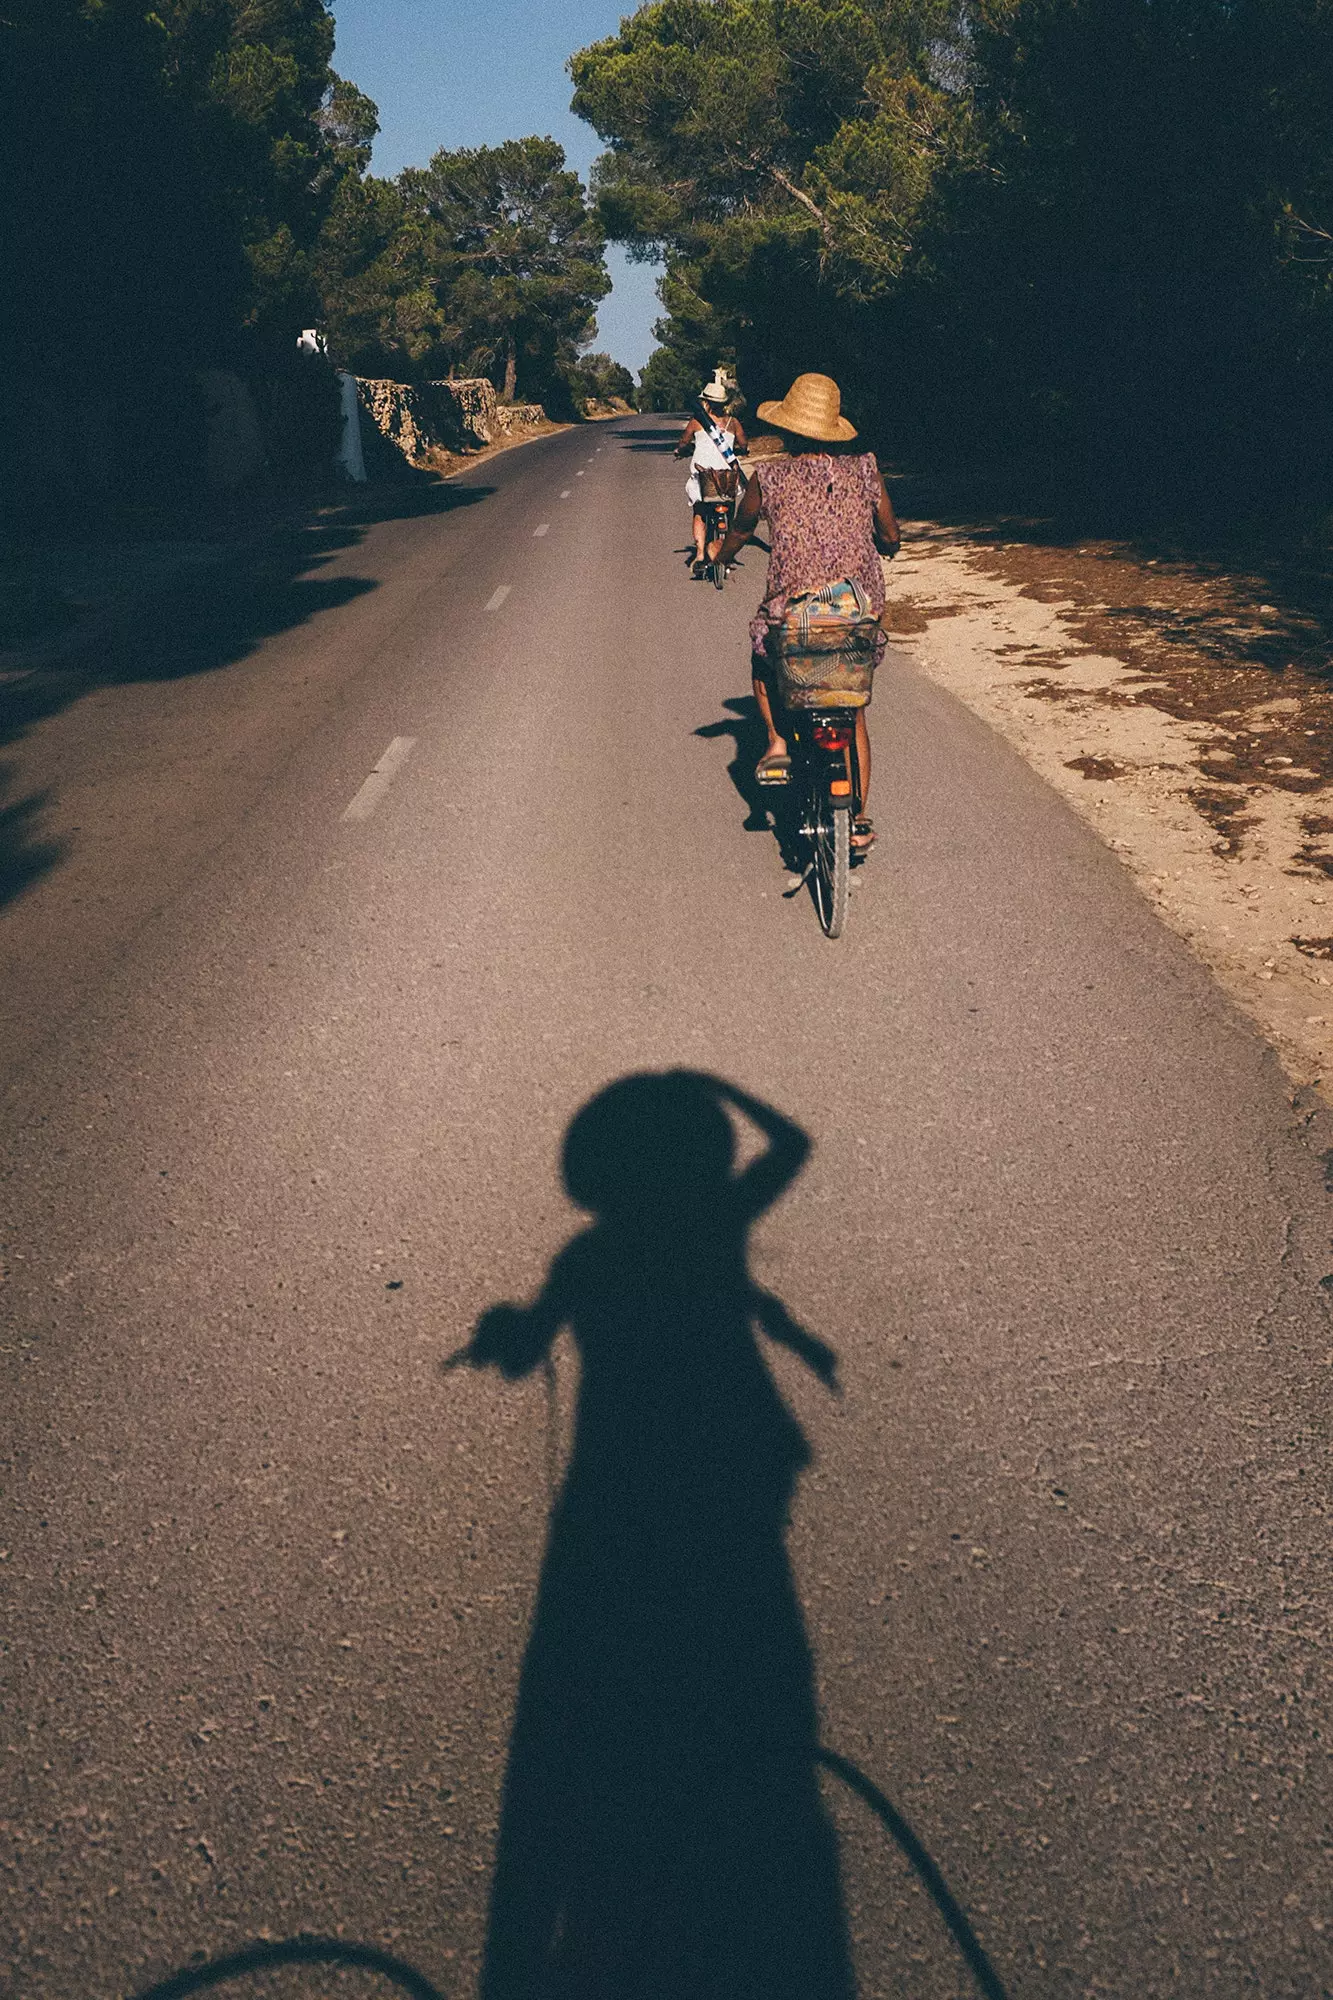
131 1935 446 2000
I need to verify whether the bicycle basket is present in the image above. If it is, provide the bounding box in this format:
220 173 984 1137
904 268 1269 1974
769 578 879 709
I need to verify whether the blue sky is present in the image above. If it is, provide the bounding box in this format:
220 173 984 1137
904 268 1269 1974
330 0 664 375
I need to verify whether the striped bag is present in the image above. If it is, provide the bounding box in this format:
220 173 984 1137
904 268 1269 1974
769 577 880 709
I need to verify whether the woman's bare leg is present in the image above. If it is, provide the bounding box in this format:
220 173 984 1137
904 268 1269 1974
753 669 788 759
692 510 707 563
852 708 874 849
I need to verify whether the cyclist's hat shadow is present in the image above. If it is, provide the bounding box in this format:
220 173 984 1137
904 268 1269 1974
451 1069 853 2000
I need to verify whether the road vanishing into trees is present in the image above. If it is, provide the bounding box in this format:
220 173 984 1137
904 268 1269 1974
1 420 1328 2000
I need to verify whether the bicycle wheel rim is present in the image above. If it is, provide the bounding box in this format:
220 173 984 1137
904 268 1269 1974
812 799 850 938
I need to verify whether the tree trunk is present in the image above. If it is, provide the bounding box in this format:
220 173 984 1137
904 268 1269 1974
502 338 517 404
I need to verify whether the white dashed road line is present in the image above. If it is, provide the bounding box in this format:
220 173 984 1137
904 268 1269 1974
485 585 511 611
533 522 550 537
560 490 571 499
576 471 584 477
341 737 418 823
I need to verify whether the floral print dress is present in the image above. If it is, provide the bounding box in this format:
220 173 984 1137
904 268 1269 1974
748 450 886 661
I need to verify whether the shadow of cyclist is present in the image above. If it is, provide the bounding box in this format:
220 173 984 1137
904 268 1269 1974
696 698 807 874
694 697 775 835
450 1070 852 2000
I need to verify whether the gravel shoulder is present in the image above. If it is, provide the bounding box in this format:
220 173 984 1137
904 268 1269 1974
886 522 1333 1096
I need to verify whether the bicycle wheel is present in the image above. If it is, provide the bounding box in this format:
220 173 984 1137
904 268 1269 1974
810 794 850 938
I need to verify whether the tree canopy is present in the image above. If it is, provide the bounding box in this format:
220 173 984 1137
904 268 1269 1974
309 136 611 409
573 0 1333 495
397 138 610 401
3 3 614 462
2 0 358 378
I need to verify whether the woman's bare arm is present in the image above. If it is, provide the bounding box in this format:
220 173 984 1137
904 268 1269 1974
873 468 901 556
673 418 702 459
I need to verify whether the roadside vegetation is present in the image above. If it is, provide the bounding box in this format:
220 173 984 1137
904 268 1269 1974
315 132 613 414
573 0 1333 507
3 0 621 527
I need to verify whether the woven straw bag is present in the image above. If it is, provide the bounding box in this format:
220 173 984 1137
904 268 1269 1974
769 578 879 709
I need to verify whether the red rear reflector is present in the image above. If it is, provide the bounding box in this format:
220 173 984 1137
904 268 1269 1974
813 725 851 748
830 779 852 795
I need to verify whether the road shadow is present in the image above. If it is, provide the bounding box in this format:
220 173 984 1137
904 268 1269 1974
448 1070 1013 1997
696 697 804 870
131 1934 446 1998
0 762 65 912
617 424 685 453
0 477 493 910
449 1070 854 1999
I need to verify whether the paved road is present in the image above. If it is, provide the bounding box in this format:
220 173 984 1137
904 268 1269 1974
2 421 1328 2000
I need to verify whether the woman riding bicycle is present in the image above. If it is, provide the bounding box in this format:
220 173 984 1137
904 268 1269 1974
674 377 748 576
713 373 899 857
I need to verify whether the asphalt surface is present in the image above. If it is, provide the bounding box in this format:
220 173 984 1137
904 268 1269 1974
1 419 1329 2000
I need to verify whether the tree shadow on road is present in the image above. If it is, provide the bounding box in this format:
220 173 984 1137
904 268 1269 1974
0 478 494 910
448 1069 854 2000
0 763 64 913
616 425 685 452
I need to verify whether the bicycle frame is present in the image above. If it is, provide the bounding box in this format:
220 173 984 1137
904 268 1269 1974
700 494 735 586
791 709 862 815
786 706 863 938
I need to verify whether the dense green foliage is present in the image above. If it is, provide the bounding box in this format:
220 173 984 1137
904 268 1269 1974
574 0 1333 494
569 352 639 405
3 3 614 506
3 0 354 376
311 136 611 408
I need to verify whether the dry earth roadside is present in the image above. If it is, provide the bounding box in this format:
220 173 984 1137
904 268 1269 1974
883 521 1333 1099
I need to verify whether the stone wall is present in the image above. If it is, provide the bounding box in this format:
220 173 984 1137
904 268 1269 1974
445 379 499 448
353 376 520 466
491 401 546 436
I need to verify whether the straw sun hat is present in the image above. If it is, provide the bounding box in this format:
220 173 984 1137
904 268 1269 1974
700 375 730 404
756 372 857 442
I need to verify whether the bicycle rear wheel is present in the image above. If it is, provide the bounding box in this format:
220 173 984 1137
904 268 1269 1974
811 795 850 938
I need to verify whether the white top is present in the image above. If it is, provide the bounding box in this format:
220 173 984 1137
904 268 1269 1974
691 419 738 472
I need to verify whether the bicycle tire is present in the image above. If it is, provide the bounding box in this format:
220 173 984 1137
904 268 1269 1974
811 797 850 938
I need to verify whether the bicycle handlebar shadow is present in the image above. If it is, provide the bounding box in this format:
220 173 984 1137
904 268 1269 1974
447 1069 855 1999
130 1934 447 1999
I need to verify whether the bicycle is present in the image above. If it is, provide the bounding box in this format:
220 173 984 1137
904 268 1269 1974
783 708 862 938
700 492 735 589
766 581 879 939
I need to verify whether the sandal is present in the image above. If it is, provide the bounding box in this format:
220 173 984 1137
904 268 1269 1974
755 750 792 786
851 817 876 855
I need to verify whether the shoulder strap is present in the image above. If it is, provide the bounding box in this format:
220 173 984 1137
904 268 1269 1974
703 414 739 466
